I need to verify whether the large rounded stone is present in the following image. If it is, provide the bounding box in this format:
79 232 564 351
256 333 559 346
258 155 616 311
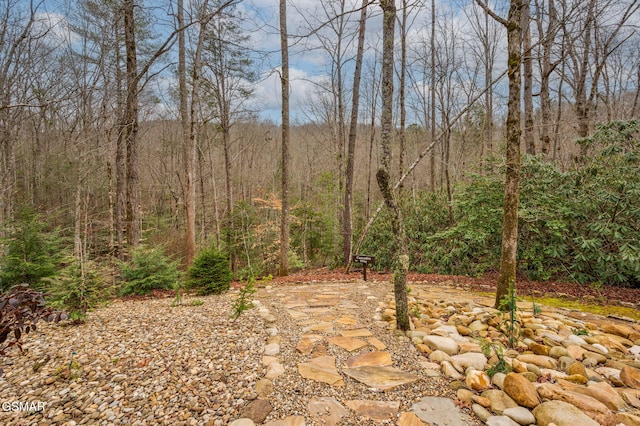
229 419 256 426
532 400 599 426
516 354 556 369
549 346 571 359
481 389 519 414
450 352 488 371
502 372 540 408
240 400 273 424
466 369 491 392
502 406 536 425
486 415 520 426
565 361 588 378
621 365 640 390
422 335 459 355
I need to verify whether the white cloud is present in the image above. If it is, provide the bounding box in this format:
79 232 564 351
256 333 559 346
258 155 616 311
250 66 331 123
33 12 79 45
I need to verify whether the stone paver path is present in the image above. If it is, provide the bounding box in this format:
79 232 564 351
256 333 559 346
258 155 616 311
231 281 474 425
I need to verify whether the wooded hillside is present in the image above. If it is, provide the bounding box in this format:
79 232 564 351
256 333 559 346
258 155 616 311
2 0 640 316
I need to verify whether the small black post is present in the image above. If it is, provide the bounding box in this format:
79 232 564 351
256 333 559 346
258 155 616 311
352 255 375 282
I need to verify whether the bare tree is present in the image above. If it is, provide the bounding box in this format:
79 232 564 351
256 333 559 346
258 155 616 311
560 0 640 159
533 0 560 160
522 0 535 155
279 0 290 276
378 0 409 331
342 0 368 264
476 0 523 309
201 1 255 270
0 0 44 227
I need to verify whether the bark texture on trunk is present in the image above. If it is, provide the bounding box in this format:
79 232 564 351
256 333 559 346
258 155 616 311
279 0 290 277
378 0 409 331
495 0 523 310
342 0 368 265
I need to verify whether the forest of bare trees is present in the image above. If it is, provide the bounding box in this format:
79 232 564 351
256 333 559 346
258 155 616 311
2 0 640 311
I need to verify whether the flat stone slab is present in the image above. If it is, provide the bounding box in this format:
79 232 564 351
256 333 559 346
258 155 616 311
367 337 387 350
296 335 322 355
336 315 358 325
328 336 368 352
339 328 373 337
398 412 427 426
344 351 392 368
286 309 308 320
308 397 348 426
298 356 344 387
303 321 334 333
412 396 473 425
345 400 400 422
264 416 305 426
343 366 420 390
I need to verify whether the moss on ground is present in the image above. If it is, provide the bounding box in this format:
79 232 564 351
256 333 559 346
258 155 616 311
474 291 640 321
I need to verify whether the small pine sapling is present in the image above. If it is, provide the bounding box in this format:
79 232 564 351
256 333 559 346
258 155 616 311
231 279 257 320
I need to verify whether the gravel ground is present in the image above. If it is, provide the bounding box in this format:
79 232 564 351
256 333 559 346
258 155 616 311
255 280 468 425
0 281 474 425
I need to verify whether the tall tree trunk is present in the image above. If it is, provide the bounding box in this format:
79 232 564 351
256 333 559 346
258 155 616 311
476 0 523 309
537 0 557 160
123 0 140 250
430 0 437 192
522 0 535 155
178 0 196 266
398 0 408 192
491 0 524 309
483 5 494 166
223 124 233 268
279 0 290 276
342 0 368 265
378 0 409 331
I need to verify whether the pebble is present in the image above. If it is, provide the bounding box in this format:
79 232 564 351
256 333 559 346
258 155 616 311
5 280 640 426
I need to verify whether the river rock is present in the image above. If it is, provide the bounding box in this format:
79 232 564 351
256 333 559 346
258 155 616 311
503 372 540 408
621 365 640 389
481 389 519 414
532 400 599 426
422 336 459 355
502 406 536 425
466 369 491 392
486 415 520 426
516 354 556 369
556 379 626 410
535 383 615 425
240 400 273 424
450 352 488 371
549 346 571 359
472 403 491 422
565 361 588 378
616 412 640 426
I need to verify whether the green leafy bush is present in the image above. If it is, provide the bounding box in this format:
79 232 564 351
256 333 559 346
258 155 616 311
187 247 231 295
0 208 65 291
119 247 182 296
359 120 640 286
45 260 114 320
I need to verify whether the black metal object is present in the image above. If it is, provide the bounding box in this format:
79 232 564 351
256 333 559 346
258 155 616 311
352 254 375 281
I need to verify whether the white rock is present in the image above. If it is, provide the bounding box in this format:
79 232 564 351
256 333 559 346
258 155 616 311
503 406 536 425
486 415 521 426
423 336 459 355
264 343 280 356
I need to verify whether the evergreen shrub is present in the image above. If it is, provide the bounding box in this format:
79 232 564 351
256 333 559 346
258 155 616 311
45 260 114 320
187 247 231 295
0 208 64 291
119 247 182 296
